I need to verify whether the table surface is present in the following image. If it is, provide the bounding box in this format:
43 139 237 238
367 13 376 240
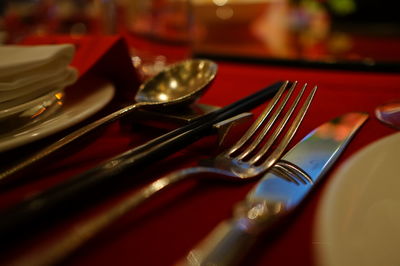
0 35 400 265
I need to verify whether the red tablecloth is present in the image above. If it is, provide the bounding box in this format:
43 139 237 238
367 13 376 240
0 36 399 265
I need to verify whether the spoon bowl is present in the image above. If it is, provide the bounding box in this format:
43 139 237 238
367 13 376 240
135 59 217 108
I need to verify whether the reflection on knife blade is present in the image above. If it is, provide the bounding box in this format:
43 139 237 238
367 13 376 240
182 112 369 266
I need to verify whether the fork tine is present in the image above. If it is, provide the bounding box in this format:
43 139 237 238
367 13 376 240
236 81 298 160
227 80 290 155
271 166 301 185
275 161 313 184
252 84 317 169
248 82 308 164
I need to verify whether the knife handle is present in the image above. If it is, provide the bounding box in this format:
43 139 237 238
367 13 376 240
180 200 283 266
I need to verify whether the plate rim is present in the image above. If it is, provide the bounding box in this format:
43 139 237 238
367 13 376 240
0 79 115 152
315 131 400 266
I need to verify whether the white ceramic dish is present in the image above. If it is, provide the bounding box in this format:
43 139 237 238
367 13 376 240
0 80 115 152
0 88 63 119
315 132 400 266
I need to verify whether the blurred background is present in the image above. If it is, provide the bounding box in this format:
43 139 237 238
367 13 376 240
1 0 400 70
190 0 400 66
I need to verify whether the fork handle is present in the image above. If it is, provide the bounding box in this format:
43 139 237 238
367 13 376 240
10 167 207 266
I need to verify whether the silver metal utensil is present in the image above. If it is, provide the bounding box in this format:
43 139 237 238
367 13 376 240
0 59 217 181
182 112 368 266
10 80 315 265
375 100 400 130
123 81 316 201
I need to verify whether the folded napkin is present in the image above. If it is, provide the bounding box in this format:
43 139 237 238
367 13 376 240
0 44 78 108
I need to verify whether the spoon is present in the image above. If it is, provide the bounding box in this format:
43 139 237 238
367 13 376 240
0 59 217 182
375 100 400 130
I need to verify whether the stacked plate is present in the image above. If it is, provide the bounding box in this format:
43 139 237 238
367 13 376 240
0 44 78 133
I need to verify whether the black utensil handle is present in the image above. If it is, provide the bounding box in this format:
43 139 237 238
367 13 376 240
0 81 284 240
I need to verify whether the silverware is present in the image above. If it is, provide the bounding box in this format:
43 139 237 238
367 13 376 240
182 112 369 266
0 59 217 182
375 100 400 130
9 80 315 265
113 81 316 206
0 81 284 241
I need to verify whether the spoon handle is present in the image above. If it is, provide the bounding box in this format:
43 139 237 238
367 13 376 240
0 81 284 241
0 103 140 183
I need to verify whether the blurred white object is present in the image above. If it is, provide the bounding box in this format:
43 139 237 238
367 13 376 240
0 78 115 152
0 44 78 132
0 44 77 106
316 132 400 266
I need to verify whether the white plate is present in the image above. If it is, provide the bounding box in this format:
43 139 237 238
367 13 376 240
0 79 115 152
0 88 63 118
316 132 400 266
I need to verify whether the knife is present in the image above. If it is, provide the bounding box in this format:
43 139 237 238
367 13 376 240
181 112 369 266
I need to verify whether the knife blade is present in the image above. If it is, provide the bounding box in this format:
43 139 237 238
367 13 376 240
181 112 369 266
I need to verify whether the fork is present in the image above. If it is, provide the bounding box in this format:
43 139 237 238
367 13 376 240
14 81 316 265
131 81 316 198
